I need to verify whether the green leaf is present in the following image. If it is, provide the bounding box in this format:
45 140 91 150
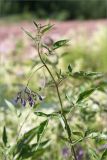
72 71 103 79
89 148 100 160
59 116 71 138
15 120 48 155
31 149 46 159
60 136 69 143
5 99 16 113
77 88 96 103
86 132 107 140
41 24 54 34
31 140 50 150
16 140 50 159
34 112 50 117
72 131 83 137
37 120 48 143
34 111 57 117
68 64 72 73
86 72 103 78
100 149 107 160
33 21 38 28
2 126 7 146
22 28 34 40
53 40 69 50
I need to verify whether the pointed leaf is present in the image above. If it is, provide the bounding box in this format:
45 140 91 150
18 140 50 159
2 126 7 146
37 120 48 143
5 99 16 113
89 148 100 160
68 64 72 73
34 111 57 117
53 40 69 50
86 72 103 78
34 112 50 117
41 24 54 34
72 71 103 79
59 116 71 138
22 28 34 40
31 140 50 152
77 88 96 103
33 21 38 28
72 131 83 137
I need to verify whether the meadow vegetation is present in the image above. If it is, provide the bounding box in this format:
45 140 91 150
0 21 107 160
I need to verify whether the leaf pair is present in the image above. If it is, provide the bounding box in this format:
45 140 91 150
13 120 49 159
72 71 103 79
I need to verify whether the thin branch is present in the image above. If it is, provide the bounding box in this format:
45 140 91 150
37 41 77 160
16 108 32 141
26 64 45 88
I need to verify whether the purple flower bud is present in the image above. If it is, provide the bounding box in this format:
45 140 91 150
28 96 35 107
21 99 26 107
28 96 32 101
29 100 35 107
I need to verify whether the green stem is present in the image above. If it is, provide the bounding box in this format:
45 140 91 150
16 108 32 141
37 42 77 160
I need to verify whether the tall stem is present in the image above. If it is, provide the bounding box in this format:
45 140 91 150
37 42 77 160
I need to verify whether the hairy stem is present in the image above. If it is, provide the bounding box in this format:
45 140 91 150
37 42 77 160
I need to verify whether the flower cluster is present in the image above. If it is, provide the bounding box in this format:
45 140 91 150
15 87 43 107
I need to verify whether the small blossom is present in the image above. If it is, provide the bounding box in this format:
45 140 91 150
21 98 26 107
28 96 32 101
29 99 35 107
15 87 43 107
28 96 35 107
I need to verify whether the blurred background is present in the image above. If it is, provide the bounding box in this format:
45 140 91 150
1 0 107 103
0 1 107 159
0 0 107 20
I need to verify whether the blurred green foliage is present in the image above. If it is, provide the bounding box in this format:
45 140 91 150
0 0 106 20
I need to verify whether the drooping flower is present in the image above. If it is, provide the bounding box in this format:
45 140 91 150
28 96 35 107
21 98 26 107
15 87 44 107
